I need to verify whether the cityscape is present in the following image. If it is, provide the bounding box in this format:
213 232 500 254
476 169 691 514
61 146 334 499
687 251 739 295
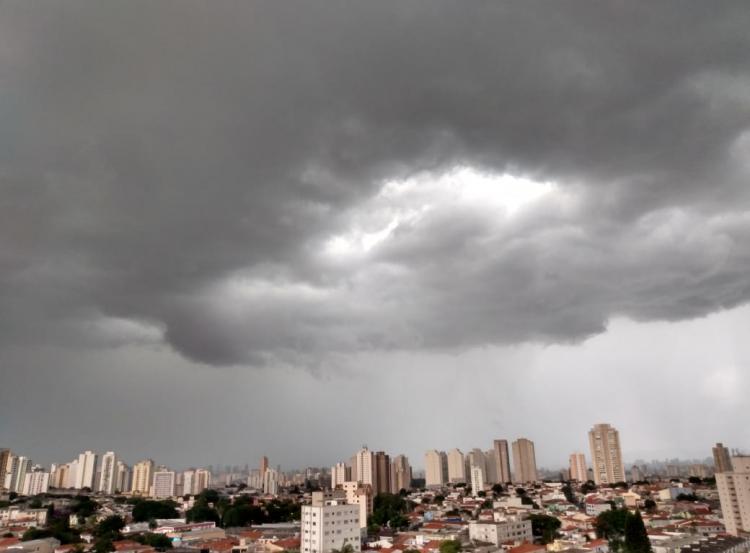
3 5 750 553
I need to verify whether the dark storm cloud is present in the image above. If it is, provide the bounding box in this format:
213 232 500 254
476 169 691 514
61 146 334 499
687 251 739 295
2 1 750 366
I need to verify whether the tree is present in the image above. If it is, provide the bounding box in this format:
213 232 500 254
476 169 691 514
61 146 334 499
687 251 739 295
134 533 173 551
94 516 125 539
332 545 355 553
70 496 99 519
561 484 576 504
491 484 504 494
370 494 408 529
643 499 656 513
688 477 702 485
93 538 114 553
595 509 630 552
186 503 220 524
580 481 597 494
529 514 562 545
439 540 462 553
132 500 179 522
623 511 651 553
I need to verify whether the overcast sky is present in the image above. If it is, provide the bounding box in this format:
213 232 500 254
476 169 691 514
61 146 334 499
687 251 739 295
2 1 750 472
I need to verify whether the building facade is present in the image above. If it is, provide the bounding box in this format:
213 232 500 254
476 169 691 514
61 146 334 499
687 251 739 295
588 423 624 485
512 439 538 484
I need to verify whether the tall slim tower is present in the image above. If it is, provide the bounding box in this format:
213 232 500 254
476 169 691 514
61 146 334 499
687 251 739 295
447 449 466 483
390 455 411 493
98 452 118 494
260 456 269 477
713 443 733 473
588 423 624 485
74 451 98 490
354 447 374 487
132 459 155 495
717 455 750 535
512 438 538 483
569 452 587 482
493 440 512 484
0 449 11 490
424 450 446 488
373 451 390 495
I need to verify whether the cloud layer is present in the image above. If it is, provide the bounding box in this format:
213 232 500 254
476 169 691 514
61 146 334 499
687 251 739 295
2 1 750 367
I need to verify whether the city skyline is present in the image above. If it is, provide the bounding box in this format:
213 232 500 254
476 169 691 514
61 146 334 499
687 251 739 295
2 3 750 473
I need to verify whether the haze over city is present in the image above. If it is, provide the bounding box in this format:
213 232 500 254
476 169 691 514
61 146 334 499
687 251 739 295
2 1 750 473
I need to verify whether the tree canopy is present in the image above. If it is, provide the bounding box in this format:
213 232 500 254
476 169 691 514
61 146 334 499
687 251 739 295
131 500 179 523
529 514 562 544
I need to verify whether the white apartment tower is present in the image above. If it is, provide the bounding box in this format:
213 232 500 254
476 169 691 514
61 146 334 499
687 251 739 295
302 491 361 553
152 470 176 498
341 481 373 532
717 456 750 535
588 423 624 485
569 452 587 482
74 451 98 490
471 465 486 496
331 462 350 489
22 470 50 495
98 452 118 494
354 447 374 487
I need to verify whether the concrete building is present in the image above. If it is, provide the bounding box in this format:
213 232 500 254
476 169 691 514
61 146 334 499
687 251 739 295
74 451 98 490
469 518 533 546
447 449 466 484
152 470 175 498
485 449 499 484
569 453 587 482
493 440 512 484
471 465 485 496
588 423 624 485
390 455 411 493
116 461 130 493
22 470 50 495
264 467 279 495
374 451 390 495
425 450 446 488
132 459 155 495
4 456 32 493
302 491 361 553
331 462 350 489
512 439 538 483
354 448 374 488
195 468 211 494
717 455 750 535
0 449 11 490
714 443 734 474
341 481 372 532
98 452 118 495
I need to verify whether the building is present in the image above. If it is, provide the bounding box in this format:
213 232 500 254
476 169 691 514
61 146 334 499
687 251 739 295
469 519 533 546
132 459 155 495
716 455 750 535
264 468 279 495
714 443 734 474
485 449 499 484
512 439 538 484
569 453 587 482
373 451 390 495
390 455 411 493
341 481 372 532
152 470 175 498
588 424 624 485
425 450 446 488
631 465 644 482
74 451 98 490
447 449 466 484
301 491 361 553
22 471 50 495
195 468 211 494
331 462 350 489
493 440 512 484
0 450 10 490
471 465 485 496
353 448 374 488
98 452 118 494
116 462 130 493
4 456 32 493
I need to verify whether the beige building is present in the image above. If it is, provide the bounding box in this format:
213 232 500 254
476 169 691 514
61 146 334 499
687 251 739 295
512 438 538 483
588 423 624 485
713 443 733 473
493 440 512 484
716 455 750 535
341 481 372 532
425 450 446 488
131 459 155 495
569 452 587 482
447 449 466 483
390 454 411 493
469 518 532 545
302 491 361 553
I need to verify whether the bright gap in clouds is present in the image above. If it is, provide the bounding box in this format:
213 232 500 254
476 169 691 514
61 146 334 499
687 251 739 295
325 167 555 256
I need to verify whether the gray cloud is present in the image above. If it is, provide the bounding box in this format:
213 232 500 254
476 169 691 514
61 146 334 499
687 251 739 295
1 1 750 369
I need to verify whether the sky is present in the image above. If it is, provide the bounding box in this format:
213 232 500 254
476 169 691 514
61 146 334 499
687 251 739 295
1 1 750 472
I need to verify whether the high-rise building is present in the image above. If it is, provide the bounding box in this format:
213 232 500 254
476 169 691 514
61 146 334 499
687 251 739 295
98 452 118 494
717 456 750 535
569 452 587 482
470 465 485 496
152 470 175 499
493 440 512 484
331 462 350 489
116 462 130 493
74 451 98 490
263 467 279 495
390 455 411 493
354 447 374 487
512 439 538 483
302 491 361 553
22 470 50 495
713 443 733 473
373 451 390 495
260 456 269 477
630 465 643 482
0 449 10 490
425 450 446 488
195 468 211 494
447 449 466 484
342 481 372 532
485 449 499 484
4 456 31 493
588 424 624 485
132 459 155 495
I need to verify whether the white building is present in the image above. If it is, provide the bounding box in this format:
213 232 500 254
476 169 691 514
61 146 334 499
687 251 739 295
264 468 279 495
132 459 155 495
469 519 533 545
447 449 466 484
354 448 374 487
331 462 350 489
98 452 118 494
152 471 176 499
569 453 588 482
341 481 372 533
471 465 486 496
4 456 32 493
22 471 50 495
301 492 361 553
116 461 130 493
425 450 446 488
74 451 98 490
